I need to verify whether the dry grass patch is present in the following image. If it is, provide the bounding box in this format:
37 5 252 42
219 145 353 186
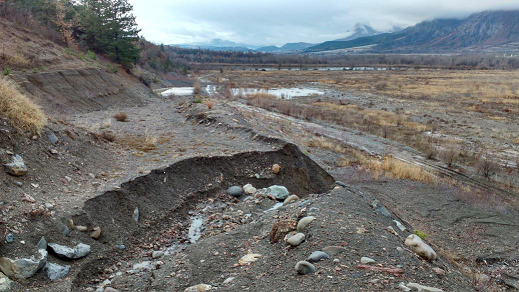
118 133 171 152
0 77 46 134
1 50 29 67
363 155 439 184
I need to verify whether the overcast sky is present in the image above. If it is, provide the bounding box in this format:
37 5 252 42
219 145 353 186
129 0 519 46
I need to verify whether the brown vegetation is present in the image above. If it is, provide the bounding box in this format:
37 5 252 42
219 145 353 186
0 77 46 134
113 112 128 122
193 79 202 95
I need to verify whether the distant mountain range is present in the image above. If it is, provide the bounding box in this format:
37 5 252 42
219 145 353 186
305 10 519 53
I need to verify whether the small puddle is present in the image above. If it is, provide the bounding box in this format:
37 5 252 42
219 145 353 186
232 87 325 100
188 216 204 243
160 87 194 96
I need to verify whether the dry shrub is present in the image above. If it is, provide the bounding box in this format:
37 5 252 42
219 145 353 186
118 133 171 152
440 143 460 167
475 155 499 179
193 79 202 95
203 100 214 110
362 155 438 183
100 131 116 142
0 77 46 134
1 51 29 67
113 112 128 122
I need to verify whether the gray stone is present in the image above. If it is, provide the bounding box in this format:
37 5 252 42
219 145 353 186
4 155 27 177
265 185 289 200
104 288 120 292
406 283 444 292
0 250 47 279
335 181 348 187
322 246 347 256
371 199 391 217
286 233 305 246
360 257 376 264
0 272 17 291
152 251 164 259
48 243 91 260
133 207 140 222
45 130 59 144
37 236 47 250
295 261 316 275
227 186 243 197
307 251 329 263
43 262 70 280
63 226 70 237
5 234 13 243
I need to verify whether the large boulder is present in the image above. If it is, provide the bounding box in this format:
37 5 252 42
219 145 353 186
3 155 27 177
0 249 47 279
47 243 91 260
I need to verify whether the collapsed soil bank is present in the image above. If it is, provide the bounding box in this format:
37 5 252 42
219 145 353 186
70 143 335 288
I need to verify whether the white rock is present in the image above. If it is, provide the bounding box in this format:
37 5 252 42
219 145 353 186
286 233 305 246
393 220 407 231
406 282 444 292
185 284 212 291
223 277 234 284
283 195 299 205
238 253 261 265
404 234 437 261
399 282 411 292
243 184 257 195
296 216 316 232
360 257 376 264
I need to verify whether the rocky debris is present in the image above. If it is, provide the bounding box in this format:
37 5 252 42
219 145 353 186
133 207 140 222
91 227 102 239
264 185 289 200
0 272 19 291
45 129 59 144
37 236 47 250
184 284 212 292
371 199 391 217
393 220 407 231
152 251 164 259
226 186 243 197
283 194 299 205
238 253 261 265
406 282 444 292
75 225 88 232
272 164 281 174
22 194 36 203
432 267 445 276
0 249 47 279
242 184 257 195
104 288 120 292
404 234 437 261
43 262 70 281
269 220 296 243
356 264 403 276
4 155 27 176
47 243 91 260
296 216 316 232
387 226 399 236
322 246 346 256
399 282 412 291
295 261 316 275
286 233 305 246
5 234 13 243
360 257 376 264
307 251 329 263
223 277 234 284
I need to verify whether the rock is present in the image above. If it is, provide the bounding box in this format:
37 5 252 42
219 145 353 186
5 234 13 243
393 220 407 231
296 216 316 232
133 207 140 222
272 164 281 174
22 194 35 203
91 227 101 239
75 225 88 232
265 185 289 200
335 181 348 187
67 219 75 230
4 155 27 176
104 288 120 292
226 186 243 197
63 226 70 237
387 226 399 236
37 236 47 250
286 233 305 246
406 282 444 292
307 251 329 263
404 234 437 261
0 249 47 279
242 184 257 195
333 259 340 263
43 262 70 280
152 251 164 259
361 257 376 264
223 277 234 284
238 253 261 265
283 194 299 205
432 267 445 276
371 199 391 217
45 130 59 144
295 261 315 275
184 284 212 292
399 282 411 292
47 243 91 260
269 220 296 243
322 246 347 256
0 272 18 291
